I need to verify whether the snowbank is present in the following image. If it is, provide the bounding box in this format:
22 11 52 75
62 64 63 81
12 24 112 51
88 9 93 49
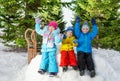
0 42 27 81
22 48 120 81
1 39 120 81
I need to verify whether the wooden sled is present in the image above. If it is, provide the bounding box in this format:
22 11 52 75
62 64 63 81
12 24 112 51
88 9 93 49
25 28 37 64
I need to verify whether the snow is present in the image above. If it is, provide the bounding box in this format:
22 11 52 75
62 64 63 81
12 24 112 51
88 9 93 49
62 7 74 27
61 0 74 27
0 28 4 36
20 48 120 81
23 54 104 81
1 40 120 81
0 42 28 81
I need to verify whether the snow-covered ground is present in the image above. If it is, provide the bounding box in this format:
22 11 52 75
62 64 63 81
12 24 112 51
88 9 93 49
1 39 120 81
20 48 120 81
0 42 28 81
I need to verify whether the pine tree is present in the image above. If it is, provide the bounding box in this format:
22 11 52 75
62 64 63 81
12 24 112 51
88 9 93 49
0 0 68 49
72 0 120 51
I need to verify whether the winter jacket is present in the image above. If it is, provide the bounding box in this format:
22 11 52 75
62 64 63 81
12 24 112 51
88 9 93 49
60 36 77 51
74 22 98 53
35 23 61 52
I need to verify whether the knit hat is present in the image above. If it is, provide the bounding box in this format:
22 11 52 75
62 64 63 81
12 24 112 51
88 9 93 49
48 21 58 29
82 22 90 31
65 26 73 32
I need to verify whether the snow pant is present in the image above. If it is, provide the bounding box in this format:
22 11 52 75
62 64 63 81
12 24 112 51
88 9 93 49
77 51 95 71
60 50 78 66
39 51 58 73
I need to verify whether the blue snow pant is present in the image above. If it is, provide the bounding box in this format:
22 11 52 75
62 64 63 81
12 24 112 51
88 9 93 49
39 51 58 73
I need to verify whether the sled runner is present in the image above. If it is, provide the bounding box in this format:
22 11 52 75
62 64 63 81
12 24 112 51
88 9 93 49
25 28 37 64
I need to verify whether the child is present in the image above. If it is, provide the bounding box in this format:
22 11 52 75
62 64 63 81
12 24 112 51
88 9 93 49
74 17 98 77
35 18 61 77
60 26 78 72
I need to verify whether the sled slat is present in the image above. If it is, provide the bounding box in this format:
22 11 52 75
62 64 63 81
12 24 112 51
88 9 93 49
25 28 37 64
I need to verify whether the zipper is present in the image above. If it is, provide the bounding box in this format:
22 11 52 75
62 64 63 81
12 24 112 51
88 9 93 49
85 35 88 52
45 32 51 51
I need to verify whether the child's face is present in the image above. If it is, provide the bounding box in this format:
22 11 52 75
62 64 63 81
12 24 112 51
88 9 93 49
66 30 73 37
82 28 89 34
48 26 55 32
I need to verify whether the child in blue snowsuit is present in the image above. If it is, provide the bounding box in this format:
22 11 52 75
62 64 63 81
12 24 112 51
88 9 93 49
74 17 98 77
35 18 61 77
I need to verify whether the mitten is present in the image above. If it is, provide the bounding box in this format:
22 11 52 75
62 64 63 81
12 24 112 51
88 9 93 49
73 39 78 44
35 18 41 24
91 17 96 25
63 34 66 39
76 16 81 22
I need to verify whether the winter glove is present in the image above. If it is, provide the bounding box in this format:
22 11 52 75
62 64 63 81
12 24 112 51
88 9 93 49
91 17 96 25
73 39 78 44
76 16 81 22
59 33 63 39
35 18 41 24
63 34 66 39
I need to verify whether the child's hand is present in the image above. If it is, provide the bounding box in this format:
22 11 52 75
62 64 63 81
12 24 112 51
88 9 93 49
63 34 67 39
35 18 41 24
59 34 63 39
73 39 78 44
91 17 96 25
76 16 81 22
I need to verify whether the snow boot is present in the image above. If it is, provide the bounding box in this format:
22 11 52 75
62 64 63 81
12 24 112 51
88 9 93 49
79 70 85 76
63 66 68 72
89 70 96 78
38 69 46 74
49 72 57 77
72 66 78 70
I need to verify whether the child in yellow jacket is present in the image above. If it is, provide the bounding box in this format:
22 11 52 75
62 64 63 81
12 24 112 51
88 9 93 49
60 27 78 72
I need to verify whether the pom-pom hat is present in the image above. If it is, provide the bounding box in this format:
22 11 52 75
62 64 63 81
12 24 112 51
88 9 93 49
65 26 73 32
82 22 90 31
48 21 58 29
